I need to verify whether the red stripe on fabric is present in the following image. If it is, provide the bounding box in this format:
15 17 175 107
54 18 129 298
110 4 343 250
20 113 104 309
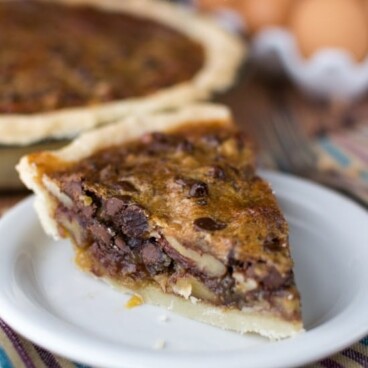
320 358 345 368
34 344 62 368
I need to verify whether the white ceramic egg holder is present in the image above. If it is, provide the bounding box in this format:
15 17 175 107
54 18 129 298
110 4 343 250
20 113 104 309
252 27 368 101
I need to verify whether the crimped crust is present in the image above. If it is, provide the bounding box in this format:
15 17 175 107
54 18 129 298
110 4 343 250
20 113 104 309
0 0 244 145
17 104 303 339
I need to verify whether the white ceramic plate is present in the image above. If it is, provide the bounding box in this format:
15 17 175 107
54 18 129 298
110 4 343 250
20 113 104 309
0 171 368 368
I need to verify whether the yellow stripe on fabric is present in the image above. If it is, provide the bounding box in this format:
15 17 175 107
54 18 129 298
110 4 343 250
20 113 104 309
352 343 368 356
15 336 50 368
330 352 363 368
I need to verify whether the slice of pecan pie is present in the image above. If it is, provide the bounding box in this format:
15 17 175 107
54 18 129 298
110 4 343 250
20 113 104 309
17 104 303 339
0 0 244 146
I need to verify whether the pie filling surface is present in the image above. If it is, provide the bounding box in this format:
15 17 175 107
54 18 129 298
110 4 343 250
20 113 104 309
31 122 302 323
0 1 204 114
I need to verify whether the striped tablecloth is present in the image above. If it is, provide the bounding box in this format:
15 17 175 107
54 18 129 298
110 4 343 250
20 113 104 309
0 125 368 368
0 320 367 368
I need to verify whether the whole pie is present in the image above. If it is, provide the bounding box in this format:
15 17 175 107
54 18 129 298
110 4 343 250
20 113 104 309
17 104 303 339
0 0 244 145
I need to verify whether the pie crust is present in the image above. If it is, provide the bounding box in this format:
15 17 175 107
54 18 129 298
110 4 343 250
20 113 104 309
17 104 303 339
0 0 244 145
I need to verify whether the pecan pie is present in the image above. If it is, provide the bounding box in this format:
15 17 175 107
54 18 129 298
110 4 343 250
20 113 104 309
17 104 303 339
0 0 244 146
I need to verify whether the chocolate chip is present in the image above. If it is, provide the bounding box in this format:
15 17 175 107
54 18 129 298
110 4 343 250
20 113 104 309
127 237 143 249
114 236 128 251
121 204 148 237
119 180 138 192
61 176 83 200
88 223 112 245
105 196 131 217
208 165 226 180
194 217 227 231
188 181 208 198
175 177 209 198
263 235 282 252
142 243 171 275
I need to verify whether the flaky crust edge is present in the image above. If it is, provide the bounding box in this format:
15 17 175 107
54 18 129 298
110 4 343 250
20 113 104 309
1 0 245 145
103 275 303 340
17 104 232 238
17 104 304 339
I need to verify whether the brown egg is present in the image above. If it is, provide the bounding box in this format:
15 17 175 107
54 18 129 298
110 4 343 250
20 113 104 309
363 0 368 18
236 0 293 34
290 0 368 61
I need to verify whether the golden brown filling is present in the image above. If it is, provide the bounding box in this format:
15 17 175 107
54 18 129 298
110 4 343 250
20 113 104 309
0 1 204 114
34 123 301 320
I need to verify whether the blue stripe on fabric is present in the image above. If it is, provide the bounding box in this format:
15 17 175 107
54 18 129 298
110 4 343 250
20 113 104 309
361 336 368 346
0 348 13 368
319 139 351 167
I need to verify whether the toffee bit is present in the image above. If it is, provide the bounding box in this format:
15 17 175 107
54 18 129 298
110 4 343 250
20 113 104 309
125 294 144 309
194 217 227 231
79 194 93 206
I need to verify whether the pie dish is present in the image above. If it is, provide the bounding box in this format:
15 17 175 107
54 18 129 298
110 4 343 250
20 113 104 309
17 104 303 339
0 0 244 146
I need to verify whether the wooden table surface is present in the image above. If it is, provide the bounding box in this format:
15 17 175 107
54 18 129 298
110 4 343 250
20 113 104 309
218 62 368 139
